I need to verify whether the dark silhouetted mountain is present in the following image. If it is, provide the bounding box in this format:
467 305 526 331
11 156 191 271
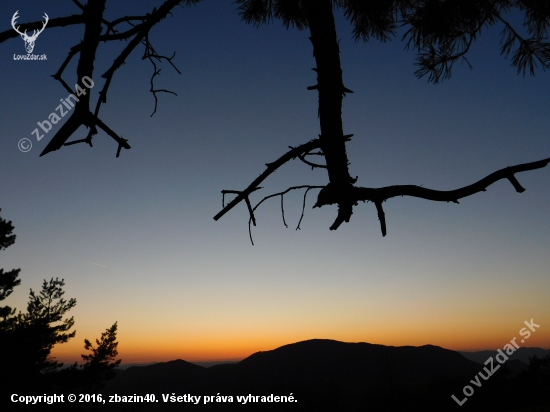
18 339 548 411
192 361 239 368
115 359 207 390
99 339 499 411
459 347 550 366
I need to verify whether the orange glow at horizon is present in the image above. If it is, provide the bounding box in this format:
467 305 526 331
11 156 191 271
52 318 550 365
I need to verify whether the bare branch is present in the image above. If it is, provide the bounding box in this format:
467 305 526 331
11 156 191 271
142 35 181 116
95 23 152 110
213 139 322 221
244 196 256 226
297 187 318 231
95 3 184 118
374 201 387 237
94 118 131 158
328 201 353 231
61 114 130 157
41 0 107 156
64 137 92 147
281 195 288 228
222 187 262 202
298 150 327 169
97 21 150 42
72 0 85 10
52 44 83 94
246 185 323 245
350 157 550 206
251 185 324 217
102 16 147 36
97 0 200 42
41 0 189 156
222 188 262 236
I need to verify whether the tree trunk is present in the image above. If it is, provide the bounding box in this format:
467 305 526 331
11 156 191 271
303 0 355 229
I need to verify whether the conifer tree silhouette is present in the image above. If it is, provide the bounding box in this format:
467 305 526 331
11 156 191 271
0 213 78 398
0 210 120 405
80 322 121 391
0 209 20 319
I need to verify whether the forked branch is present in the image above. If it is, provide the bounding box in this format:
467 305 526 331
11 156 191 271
213 138 322 222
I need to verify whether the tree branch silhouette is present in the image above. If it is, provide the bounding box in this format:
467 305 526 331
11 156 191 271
0 0 199 158
2 1 549 239
214 138 322 222
215 0 550 239
350 157 550 236
246 185 324 245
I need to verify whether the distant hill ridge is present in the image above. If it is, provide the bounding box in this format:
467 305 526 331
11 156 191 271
103 339 489 411
459 347 550 366
98 339 550 411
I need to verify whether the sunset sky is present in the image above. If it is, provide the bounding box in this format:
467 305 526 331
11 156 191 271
1 1 549 365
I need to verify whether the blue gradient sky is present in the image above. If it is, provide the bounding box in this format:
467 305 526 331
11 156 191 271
1 1 549 364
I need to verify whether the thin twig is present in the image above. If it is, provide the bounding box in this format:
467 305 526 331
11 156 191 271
297 187 317 230
281 195 288 228
247 185 323 245
298 150 327 169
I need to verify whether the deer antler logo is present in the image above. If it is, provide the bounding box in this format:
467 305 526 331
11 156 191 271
11 11 49 54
